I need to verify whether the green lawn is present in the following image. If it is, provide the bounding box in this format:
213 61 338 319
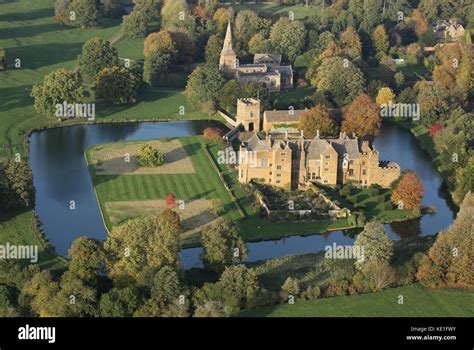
228 3 313 20
0 0 210 266
85 136 243 246
0 210 68 270
237 283 474 317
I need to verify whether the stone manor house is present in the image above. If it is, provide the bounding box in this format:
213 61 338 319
233 99 400 190
219 21 293 92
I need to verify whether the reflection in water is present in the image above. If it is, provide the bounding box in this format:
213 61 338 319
29 122 456 267
389 218 422 239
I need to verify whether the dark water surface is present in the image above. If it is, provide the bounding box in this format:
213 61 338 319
29 122 456 268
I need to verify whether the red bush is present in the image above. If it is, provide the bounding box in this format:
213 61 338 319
166 192 176 207
429 123 442 137
203 127 223 142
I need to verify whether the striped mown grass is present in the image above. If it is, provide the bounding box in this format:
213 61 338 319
86 136 242 242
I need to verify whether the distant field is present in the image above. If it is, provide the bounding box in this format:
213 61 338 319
228 3 313 20
237 284 474 317
86 136 243 245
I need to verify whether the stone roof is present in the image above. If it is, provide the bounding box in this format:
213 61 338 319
254 53 282 65
268 65 293 78
264 109 307 123
303 137 361 160
245 133 271 151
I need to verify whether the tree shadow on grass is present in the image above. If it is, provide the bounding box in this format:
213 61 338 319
5 42 84 70
0 7 53 21
0 23 61 40
95 88 178 119
0 84 33 112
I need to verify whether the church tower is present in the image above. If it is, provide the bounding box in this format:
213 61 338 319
219 21 237 75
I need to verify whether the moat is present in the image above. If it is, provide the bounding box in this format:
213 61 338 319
28 121 456 268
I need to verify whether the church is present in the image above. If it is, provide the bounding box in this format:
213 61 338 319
219 21 294 92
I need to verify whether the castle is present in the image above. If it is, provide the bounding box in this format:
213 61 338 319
238 132 401 190
232 98 400 189
219 22 293 92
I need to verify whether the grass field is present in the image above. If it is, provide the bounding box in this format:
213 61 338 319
86 136 243 245
237 283 474 317
0 210 68 270
227 3 313 20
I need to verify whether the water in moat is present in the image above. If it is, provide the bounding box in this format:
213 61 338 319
29 121 456 268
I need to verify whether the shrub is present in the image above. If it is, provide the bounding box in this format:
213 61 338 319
138 144 165 167
158 208 181 231
209 199 225 215
203 127 223 142
281 277 300 299
301 286 321 300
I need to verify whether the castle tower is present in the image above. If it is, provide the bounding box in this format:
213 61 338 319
219 21 237 74
236 98 261 132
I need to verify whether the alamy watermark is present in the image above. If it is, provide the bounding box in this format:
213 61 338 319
55 101 95 121
217 147 257 167
0 243 38 263
380 103 420 121
325 242 365 260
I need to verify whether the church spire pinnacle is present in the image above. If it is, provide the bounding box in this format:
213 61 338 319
222 20 234 54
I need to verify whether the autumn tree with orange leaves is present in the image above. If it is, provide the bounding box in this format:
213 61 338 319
341 94 381 140
391 171 424 210
416 192 473 288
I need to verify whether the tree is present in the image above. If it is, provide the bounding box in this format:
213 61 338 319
79 37 119 78
185 66 225 112
217 265 261 313
135 266 187 317
410 9 429 36
200 219 248 271
104 217 181 281
281 277 300 298
143 50 171 86
341 94 381 140
339 26 362 61
205 34 222 65
353 260 396 291
416 81 449 127
353 221 394 270
55 270 98 317
212 7 231 34
103 0 124 18
68 236 104 285
144 30 195 64
68 0 98 28
248 33 272 56
376 87 395 105
94 66 141 105
133 0 161 22
416 192 473 288
269 18 306 62
20 270 61 317
165 192 175 206
0 157 34 210
138 143 165 167
391 171 424 210
159 208 181 231
394 72 405 88
299 104 339 138
161 0 190 31
372 24 389 59
312 57 365 107
217 80 258 112
433 64 457 90
122 10 149 38
99 287 140 317
31 69 84 118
